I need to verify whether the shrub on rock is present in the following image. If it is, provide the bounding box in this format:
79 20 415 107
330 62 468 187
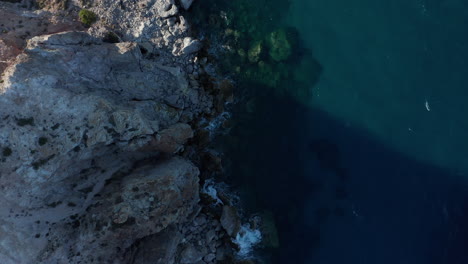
79 9 97 27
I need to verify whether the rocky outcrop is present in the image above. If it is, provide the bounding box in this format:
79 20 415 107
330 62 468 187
0 1 82 73
221 206 241 237
0 0 241 263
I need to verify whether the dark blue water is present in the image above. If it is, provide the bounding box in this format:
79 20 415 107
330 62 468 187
225 95 468 264
190 0 468 263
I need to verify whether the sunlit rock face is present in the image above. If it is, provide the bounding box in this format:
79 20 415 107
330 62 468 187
0 0 232 263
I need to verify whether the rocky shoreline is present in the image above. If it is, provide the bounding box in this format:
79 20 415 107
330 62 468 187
0 0 260 263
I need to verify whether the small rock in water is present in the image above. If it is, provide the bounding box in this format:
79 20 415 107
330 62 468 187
180 0 195 10
220 205 241 237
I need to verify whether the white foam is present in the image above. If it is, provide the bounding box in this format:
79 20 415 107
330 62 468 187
201 179 223 205
233 224 262 258
205 111 231 131
425 99 431 111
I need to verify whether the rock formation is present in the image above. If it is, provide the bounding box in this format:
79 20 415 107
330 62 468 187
0 0 245 263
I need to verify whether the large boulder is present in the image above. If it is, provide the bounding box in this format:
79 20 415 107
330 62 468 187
220 205 241 237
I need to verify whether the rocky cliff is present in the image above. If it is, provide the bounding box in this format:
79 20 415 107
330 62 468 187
0 0 241 263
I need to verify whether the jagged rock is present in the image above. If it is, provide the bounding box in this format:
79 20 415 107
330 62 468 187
194 215 207 226
0 1 218 263
215 245 232 261
206 229 217 243
204 253 216 262
123 225 182 264
181 37 203 55
180 244 205 263
0 155 200 263
221 205 241 237
145 123 194 153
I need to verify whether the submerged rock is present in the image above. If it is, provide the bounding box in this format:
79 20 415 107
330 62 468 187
258 211 280 248
267 28 292 62
248 41 263 63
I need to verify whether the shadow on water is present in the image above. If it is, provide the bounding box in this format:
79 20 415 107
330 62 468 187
219 88 468 264
186 1 468 263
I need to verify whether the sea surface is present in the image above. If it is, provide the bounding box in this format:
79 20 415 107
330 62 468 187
191 0 468 263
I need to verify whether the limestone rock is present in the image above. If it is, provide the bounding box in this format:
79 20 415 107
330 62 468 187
180 244 205 263
149 123 194 153
0 1 82 73
181 37 203 55
0 1 215 263
124 226 182 264
221 205 241 237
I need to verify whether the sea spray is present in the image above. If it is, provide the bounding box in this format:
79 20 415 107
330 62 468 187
233 223 262 258
205 111 231 132
201 179 224 205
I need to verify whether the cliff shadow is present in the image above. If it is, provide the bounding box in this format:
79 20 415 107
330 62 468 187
219 89 468 264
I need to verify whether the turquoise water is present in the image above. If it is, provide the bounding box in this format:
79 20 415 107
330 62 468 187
288 0 468 173
190 0 468 263
284 1 468 263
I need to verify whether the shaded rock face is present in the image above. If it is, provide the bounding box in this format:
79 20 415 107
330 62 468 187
0 1 231 263
124 225 182 264
36 158 200 263
221 205 241 237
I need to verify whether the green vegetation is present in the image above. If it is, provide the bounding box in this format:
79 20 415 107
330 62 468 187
32 154 55 170
103 32 120 43
2 147 12 157
78 9 97 27
189 0 320 105
38 137 48 146
16 117 35 126
46 201 62 208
